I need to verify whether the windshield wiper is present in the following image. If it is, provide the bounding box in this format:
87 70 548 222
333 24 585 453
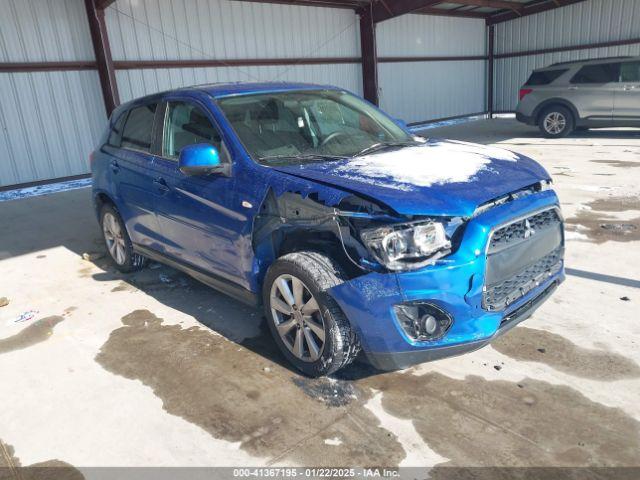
259 153 349 165
353 141 420 158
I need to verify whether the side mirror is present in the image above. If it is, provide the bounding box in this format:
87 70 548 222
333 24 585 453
178 143 227 176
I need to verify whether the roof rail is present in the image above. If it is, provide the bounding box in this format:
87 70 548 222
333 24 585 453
550 56 634 67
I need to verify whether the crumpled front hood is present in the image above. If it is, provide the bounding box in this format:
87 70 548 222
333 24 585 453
272 139 551 217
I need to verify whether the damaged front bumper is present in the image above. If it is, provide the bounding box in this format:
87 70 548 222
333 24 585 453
327 190 565 371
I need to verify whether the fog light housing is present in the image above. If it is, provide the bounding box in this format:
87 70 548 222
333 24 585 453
393 302 453 341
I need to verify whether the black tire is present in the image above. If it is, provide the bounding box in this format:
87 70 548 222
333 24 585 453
263 251 360 377
538 105 574 138
99 204 147 273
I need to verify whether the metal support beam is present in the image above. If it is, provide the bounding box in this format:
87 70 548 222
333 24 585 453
487 0 588 25
448 0 523 12
371 0 443 23
487 25 495 117
84 0 119 116
359 5 378 105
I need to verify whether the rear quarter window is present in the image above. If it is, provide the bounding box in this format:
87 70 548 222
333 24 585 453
106 112 127 147
571 63 620 84
525 69 568 86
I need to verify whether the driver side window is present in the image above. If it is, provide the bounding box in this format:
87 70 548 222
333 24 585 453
163 102 223 159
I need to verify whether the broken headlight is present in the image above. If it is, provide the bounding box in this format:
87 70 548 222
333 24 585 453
360 221 451 271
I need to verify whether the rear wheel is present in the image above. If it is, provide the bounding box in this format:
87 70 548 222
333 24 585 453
263 251 360 377
538 105 574 138
100 204 146 273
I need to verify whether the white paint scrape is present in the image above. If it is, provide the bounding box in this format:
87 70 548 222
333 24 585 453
364 390 448 467
335 140 518 189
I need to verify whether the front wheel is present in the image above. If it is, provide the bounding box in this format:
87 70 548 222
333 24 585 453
263 251 360 377
538 106 574 138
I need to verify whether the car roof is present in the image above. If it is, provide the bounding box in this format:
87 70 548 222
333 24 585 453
112 82 344 116
535 55 640 71
190 81 341 98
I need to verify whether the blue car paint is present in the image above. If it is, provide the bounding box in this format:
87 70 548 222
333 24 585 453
327 190 564 368
92 82 564 370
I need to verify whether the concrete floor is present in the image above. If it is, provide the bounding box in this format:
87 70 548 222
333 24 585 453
0 119 639 474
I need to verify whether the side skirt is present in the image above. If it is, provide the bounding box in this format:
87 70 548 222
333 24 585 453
133 244 260 308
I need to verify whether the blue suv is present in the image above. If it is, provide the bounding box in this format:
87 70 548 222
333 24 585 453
91 82 565 376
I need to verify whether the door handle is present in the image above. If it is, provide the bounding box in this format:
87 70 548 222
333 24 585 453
623 85 637 91
568 86 579 90
110 159 120 173
153 177 170 192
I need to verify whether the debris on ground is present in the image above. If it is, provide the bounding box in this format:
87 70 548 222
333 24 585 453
620 296 631 302
14 310 38 323
0 297 9 308
82 252 104 261
537 348 546 353
493 365 502 371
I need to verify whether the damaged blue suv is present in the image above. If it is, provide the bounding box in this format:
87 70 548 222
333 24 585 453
91 82 565 376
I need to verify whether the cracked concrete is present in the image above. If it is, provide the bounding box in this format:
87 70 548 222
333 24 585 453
0 119 638 472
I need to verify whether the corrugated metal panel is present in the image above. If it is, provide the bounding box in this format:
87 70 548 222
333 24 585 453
105 0 360 61
493 0 640 111
0 0 94 62
376 14 487 123
494 43 640 112
0 71 107 187
495 0 640 55
379 60 486 124
377 14 486 57
116 63 362 103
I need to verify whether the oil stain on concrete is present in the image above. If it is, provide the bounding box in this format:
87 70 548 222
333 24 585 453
95 310 405 466
0 316 64 355
96 309 640 467
362 372 640 467
0 438 84 480
492 326 640 381
591 160 640 168
566 196 640 243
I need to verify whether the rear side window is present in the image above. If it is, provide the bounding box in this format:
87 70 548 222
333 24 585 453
571 63 620 84
121 103 158 152
620 62 640 82
163 102 222 159
525 69 568 86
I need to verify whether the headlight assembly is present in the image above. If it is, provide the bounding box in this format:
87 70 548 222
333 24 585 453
360 221 451 271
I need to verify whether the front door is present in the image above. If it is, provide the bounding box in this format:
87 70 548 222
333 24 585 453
152 99 248 286
614 61 640 125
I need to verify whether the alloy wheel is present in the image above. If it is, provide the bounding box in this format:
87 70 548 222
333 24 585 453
543 112 566 135
269 274 325 362
103 212 126 265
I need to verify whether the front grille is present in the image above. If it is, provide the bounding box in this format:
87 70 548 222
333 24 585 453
485 247 563 311
490 209 560 251
483 208 564 311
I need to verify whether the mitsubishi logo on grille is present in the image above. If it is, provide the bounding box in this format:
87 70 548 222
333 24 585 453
524 219 536 238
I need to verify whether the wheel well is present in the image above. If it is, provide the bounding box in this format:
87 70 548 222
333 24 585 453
534 100 578 125
93 192 116 217
274 229 362 279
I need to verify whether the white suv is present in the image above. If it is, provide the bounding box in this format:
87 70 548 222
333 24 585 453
516 56 640 137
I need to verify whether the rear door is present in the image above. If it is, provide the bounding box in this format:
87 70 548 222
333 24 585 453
566 62 619 121
152 97 246 284
113 102 163 247
613 61 640 124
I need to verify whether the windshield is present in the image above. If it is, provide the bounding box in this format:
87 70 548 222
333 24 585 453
216 89 415 165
